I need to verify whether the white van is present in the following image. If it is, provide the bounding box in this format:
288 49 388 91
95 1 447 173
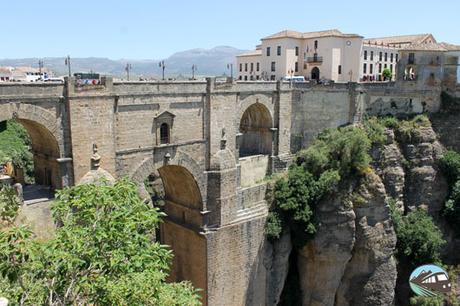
282 76 306 82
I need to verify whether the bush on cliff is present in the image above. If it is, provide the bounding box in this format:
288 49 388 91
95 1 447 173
266 126 370 247
439 150 460 236
389 202 446 267
0 178 200 305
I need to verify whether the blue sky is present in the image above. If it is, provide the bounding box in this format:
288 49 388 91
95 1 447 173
2 0 459 59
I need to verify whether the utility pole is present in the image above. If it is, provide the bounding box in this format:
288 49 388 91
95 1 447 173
191 64 197 80
227 63 233 79
38 59 44 80
159 61 166 80
65 55 72 78
125 63 132 81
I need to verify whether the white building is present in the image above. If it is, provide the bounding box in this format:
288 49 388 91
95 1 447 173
237 30 439 83
360 34 437 82
237 29 363 82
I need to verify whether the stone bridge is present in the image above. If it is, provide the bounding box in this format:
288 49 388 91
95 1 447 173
0 77 441 305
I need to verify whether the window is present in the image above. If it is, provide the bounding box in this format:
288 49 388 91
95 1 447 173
256 62 260 71
379 52 383 61
239 63 242 72
239 76 242 80
379 63 382 73
408 53 415 64
245 63 248 72
295 62 298 72
370 51 374 61
390 53 394 62
364 50 368 60
277 46 281 56
314 40 318 49
160 123 170 144
250 63 254 72
271 61 276 72
390 64 393 72
266 47 271 56
256 75 259 80
396 54 399 62
384 52 388 61
370 64 373 74
295 46 299 56
250 75 254 81
270 75 276 80
244 76 248 81
304 63 307 69
363 63 367 74
338 65 342 74
384 63 387 69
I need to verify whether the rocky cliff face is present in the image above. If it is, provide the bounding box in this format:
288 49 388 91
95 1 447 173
270 118 459 306
297 173 397 306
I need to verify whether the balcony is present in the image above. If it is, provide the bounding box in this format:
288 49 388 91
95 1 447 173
306 54 323 63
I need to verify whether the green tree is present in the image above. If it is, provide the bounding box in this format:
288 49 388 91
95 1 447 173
382 68 392 81
0 178 201 305
439 150 460 236
390 202 446 267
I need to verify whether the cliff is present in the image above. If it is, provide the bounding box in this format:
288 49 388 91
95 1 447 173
266 113 460 306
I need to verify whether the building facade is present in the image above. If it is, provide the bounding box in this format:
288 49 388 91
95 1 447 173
360 34 436 82
238 30 439 83
237 29 363 82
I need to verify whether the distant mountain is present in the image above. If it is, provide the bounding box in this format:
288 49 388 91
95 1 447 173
0 46 248 79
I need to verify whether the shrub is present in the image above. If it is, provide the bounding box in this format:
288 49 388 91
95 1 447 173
390 202 446 267
0 184 20 224
409 296 445 306
439 150 460 236
397 115 432 142
267 125 370 247
0 178 201 305
363 117 387 146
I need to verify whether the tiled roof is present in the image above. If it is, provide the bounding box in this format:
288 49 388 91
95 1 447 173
365 34 435 46
261 29 362 40
401 42 460 52
237 50 262 57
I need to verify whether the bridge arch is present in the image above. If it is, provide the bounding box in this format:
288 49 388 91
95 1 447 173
130 150 207 301
238 102 274 157
0 103 64 191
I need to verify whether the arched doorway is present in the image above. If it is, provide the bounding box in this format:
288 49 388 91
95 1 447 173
142 163 206 302
311 67 320 81
0 118 61 203
239 103 273 157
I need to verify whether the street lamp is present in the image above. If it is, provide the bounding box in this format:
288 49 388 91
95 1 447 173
64 55 72 78
125 63 132 81
38 59 44 80
226 63 233 79
191 64 197 80
159 61 166 80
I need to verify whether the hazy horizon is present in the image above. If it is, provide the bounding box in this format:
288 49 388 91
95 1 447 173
3 0 459 59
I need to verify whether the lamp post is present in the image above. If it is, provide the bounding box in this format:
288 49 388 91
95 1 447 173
38 59 44 80
159 61 166 80
191 64 197 80
227 63 233 79
125 63 132 81
64 55 72 78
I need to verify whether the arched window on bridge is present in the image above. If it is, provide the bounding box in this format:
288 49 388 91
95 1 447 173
160 123 170 144
239 103 273 157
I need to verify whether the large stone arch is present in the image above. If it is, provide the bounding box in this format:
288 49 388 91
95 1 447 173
0 103 64 190
0 103 64 155
129 150 207 303
130 150 206 204
236 93 274 128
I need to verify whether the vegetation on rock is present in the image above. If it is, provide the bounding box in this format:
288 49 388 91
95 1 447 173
440 150 460 236
389 200 445 267
266 126 370 247
0 178 200 305
0 184 21 224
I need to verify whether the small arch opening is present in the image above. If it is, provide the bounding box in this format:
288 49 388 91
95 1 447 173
160 123 170 144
